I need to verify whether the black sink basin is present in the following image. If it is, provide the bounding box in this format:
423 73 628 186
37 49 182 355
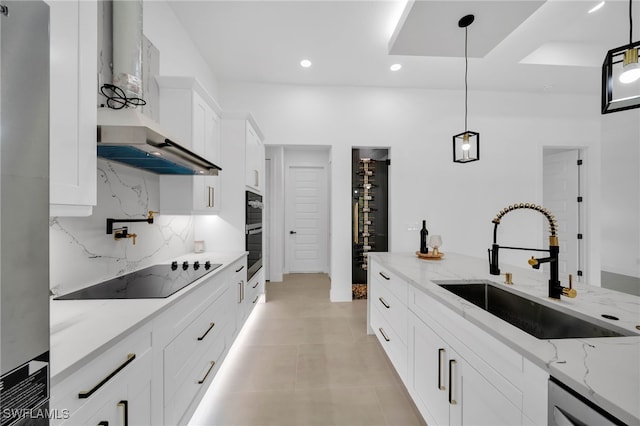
435 281 636 339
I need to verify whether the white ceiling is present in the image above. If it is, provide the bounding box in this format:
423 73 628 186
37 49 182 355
167 0 639 95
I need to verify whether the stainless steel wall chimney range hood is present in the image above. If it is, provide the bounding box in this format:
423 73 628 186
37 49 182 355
97 108 221 175
97 0 221 176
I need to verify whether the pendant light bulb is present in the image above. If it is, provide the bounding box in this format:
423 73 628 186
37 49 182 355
461 134 471 151
620 48 640 83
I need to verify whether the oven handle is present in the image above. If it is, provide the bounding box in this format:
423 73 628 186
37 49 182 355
247 228 262 235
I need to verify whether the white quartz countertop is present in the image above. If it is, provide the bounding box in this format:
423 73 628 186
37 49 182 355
49 251 247 385
369 252 640 426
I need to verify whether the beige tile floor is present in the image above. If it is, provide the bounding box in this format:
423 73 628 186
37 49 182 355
189 273 426 426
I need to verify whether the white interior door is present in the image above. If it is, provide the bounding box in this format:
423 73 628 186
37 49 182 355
285 165 327 273
543 149 582 282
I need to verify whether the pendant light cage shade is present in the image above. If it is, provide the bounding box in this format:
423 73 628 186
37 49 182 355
602 40 640 114
453 131 479 163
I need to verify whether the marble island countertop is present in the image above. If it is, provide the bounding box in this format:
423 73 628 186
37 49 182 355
49 251 247 385
369 252 640 426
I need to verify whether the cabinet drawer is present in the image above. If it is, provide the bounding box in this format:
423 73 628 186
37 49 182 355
51 323 152 418
370 302 407 382
370 280 407 345
58 348 152 426
164 286 229 400
165 328 227 425
370 261 408 305
163 269 229 340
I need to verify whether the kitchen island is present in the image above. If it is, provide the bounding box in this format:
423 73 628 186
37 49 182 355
368 252 640 426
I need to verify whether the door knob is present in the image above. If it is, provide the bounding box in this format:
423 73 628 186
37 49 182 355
290 230 297 234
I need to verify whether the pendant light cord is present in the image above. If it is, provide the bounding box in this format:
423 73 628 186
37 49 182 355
464 26 469 133
630 0 634 44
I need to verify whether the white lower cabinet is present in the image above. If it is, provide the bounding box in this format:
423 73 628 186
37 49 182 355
368 257 548 426
409 312 522 426
52 324 153 425
52 255 255 426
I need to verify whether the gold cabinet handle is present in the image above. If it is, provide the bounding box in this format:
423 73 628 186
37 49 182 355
236 265 245 273
117 400 129 426
238 280 244 303
197 322 215 341
198 361 216 384
378 297 390 309
207 186 215 208
438 348 446 391
378 327 390 342
252 295 259 304
78 353 136 399
449 359 457 405
379 272 390 280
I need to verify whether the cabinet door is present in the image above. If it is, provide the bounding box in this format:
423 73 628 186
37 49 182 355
410 313 451 426
245 123 261 191
48 0 97 217
452 357 522 426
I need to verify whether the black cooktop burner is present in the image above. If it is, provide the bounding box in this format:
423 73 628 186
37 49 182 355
54 262 222 300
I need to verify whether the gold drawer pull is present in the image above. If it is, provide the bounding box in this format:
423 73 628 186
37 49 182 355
378 327 390 342
378 297 390 309
379 271 390 280
198 361 216 384
235 265 245 273
449 359 457 405
197 322 215 341
78 353 136 399
438 348 446 390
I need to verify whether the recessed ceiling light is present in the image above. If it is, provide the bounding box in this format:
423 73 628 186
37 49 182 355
588 1 605 13
300 59 312 68
390 63 402 71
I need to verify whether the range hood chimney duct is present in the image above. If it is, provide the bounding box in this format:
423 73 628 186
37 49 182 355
97 0 222 176
112 0 143 98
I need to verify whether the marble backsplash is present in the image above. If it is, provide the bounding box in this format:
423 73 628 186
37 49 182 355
50 159 194 295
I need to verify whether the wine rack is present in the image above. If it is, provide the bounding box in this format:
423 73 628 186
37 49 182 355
354 158 380 272
352 149 389 299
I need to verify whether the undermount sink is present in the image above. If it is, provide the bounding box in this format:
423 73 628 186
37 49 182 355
434 281 636 339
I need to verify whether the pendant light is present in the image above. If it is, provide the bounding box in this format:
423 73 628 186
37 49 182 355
602 0 640 114
453 14 479 163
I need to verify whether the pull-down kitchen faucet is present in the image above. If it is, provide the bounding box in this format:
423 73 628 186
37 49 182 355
488 203 576 300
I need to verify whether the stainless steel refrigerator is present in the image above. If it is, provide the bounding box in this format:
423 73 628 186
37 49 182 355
0 2 51 425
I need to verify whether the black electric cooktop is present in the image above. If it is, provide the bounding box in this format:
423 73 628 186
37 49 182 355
54 261 222 300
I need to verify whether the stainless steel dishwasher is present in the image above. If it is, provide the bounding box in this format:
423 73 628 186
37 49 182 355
548 377 626 426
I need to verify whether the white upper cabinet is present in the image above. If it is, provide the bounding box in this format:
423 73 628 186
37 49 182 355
157 77 222 214
245 121 265 193
48 0 97 217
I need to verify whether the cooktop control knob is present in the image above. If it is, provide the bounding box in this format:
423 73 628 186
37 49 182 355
182 261 189 271
205 261 211 270
171 261 178 271
194 261 200 270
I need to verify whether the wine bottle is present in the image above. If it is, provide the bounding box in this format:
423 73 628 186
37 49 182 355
420 220 429 254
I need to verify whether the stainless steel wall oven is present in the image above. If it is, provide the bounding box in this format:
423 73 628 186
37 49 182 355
246 191 263 280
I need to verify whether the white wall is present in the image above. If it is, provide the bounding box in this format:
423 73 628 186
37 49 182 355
220 82 601 301
143 0 220 102
266 146 285 281
601 109 640 277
